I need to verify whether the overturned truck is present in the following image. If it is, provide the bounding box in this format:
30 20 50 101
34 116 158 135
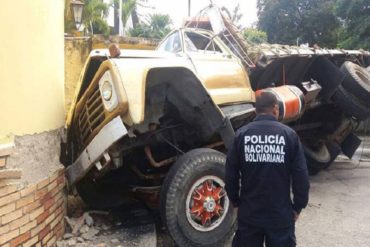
61 5 370 247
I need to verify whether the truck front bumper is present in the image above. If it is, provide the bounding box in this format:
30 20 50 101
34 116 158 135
66 116 128 185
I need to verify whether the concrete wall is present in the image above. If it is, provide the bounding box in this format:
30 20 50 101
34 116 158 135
0 0 65 137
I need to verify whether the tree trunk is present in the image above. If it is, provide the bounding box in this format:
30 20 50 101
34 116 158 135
131 8 139 28
113 0 120 35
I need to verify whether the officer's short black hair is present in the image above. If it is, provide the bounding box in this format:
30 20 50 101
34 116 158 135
255 91 278 114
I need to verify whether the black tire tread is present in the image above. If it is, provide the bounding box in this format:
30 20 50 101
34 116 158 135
340 61 370 106
304 142 341 172
304 143 330 163
332 85 370 120
161 148 236 247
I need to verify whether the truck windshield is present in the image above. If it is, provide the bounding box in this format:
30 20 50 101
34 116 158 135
157 31 182 53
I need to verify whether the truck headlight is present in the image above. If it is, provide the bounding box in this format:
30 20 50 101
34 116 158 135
101 81 113 101
99 71 118 112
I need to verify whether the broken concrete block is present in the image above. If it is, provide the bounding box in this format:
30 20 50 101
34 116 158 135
111 238 120 245
63 233 74 240
85 213 94 226
81 228 99 241
79 225 89 234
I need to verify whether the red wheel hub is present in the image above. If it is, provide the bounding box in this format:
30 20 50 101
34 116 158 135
190 180 225 226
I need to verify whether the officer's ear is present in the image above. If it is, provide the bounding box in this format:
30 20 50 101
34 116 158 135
272 104 279 119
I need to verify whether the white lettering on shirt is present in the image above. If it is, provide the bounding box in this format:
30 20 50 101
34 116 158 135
244 135 286 164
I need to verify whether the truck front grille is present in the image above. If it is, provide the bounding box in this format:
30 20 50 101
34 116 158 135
78 85 105 145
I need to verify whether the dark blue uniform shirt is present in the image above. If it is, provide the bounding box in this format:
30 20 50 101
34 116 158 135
225 114 309 228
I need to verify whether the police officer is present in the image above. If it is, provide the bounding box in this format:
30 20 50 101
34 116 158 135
225 91 310 247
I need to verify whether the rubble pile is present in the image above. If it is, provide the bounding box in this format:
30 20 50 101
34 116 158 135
56 211 125 247
56 195 160 247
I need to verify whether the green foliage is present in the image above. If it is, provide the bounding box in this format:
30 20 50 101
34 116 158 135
257 0 340 47
128 24 151 37
335 0 370 50
128 14 172 39
257 0 370 50
121 0 137 27
243 28 268 44
83 0 111 35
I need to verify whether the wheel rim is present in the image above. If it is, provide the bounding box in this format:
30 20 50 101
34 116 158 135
185 175 229 232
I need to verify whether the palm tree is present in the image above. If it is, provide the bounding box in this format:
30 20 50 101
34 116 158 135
148 14 172 38
129 13 172 39
83 0 110 35
121 0 137 27
121 0 152 30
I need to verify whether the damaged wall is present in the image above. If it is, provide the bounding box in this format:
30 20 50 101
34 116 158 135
6 130 64 185
0 1 67 245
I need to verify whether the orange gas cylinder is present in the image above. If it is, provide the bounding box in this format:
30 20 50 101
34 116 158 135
256 85 305 123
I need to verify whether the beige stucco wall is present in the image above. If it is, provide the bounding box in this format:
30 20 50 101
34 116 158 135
0 0 65 137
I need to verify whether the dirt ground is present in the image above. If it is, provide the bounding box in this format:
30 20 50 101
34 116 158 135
60 138 370 247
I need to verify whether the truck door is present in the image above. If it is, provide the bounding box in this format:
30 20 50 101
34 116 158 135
183 30 254 105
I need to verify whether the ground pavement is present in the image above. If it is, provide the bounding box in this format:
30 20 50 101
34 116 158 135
58 137 370 247
296 137 370 247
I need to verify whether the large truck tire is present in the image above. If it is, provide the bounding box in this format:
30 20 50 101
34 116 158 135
160 148 236 247
332 85 370 120
340 61 370 106
304 142 341 175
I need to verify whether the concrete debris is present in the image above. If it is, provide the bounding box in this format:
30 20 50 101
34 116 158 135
63 233 74 240
79 225 90 234
77 237 85 243
111 239 120 244
60 197 159 247
64 216 77 232
59 212 105 246
67 239 77 246
102 224 110 230
85 213 94 226
81 228 100 241
72 213 87 234
95 244 107 247
65 211 105 235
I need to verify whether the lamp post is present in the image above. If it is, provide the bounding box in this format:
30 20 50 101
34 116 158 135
71 0 85 30
188 0 191 16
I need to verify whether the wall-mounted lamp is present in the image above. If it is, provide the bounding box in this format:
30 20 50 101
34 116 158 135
71 0 85 30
